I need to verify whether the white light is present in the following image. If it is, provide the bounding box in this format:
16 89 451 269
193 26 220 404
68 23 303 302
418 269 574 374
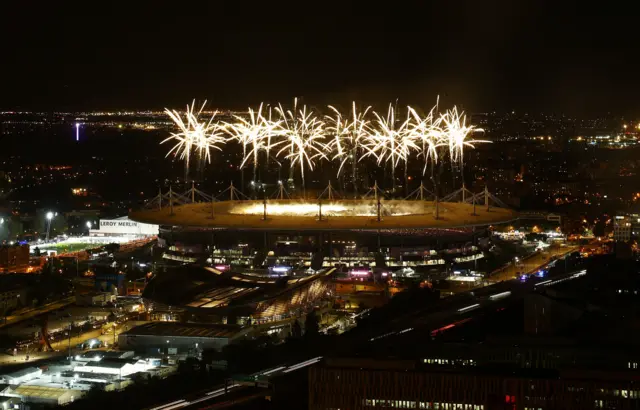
46 211 54 220
489 291 511 300
458 303 480 313
86 221 92 229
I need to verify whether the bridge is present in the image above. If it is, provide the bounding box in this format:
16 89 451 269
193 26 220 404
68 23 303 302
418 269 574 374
519 211 562 224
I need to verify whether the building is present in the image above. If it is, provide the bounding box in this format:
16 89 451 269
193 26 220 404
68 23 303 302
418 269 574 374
94 270 126 295
90 216 158 238
74 358 155 377
118 322 250 353
0 244 29 273
0 283 26 316
143 266 335 325
5 385 83 406
1 367 42 385
75 292 116 307
613 213 640 242
309 356 640 410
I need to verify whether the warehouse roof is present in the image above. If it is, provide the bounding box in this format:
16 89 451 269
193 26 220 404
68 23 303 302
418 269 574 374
121 322 245 339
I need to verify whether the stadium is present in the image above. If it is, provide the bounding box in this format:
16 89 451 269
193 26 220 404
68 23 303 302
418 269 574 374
130 98 518 327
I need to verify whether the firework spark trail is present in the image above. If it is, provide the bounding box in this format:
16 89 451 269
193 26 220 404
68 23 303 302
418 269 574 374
325 102 371 177
274 99 328 191
226 104 271 178
162 98 488 194
361 104 417 190
441 106 488 166
406 105 447 176
162 100 226 170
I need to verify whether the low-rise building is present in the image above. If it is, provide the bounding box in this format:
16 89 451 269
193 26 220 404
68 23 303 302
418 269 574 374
118 322 250 353
75 292 115 307
0 244 29 273
1 367 42 385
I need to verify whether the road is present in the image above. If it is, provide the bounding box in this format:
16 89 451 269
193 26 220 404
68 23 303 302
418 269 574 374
487 244 578 282
0 297 75 330
0 323 131 366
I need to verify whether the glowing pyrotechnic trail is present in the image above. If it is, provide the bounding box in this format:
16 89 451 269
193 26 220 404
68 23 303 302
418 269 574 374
162 100 226 172
441 106 487 166
226 103 282 183
326 102 371 193
361 104 416 190
275 98 328 192
160 97 489 196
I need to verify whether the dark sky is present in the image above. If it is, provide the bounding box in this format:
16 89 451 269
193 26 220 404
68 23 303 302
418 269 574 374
2 1 639 115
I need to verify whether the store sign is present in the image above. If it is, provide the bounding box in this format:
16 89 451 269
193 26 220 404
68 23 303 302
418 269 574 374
97 218 158 235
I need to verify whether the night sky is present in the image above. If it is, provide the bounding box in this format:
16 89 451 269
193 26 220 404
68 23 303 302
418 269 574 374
3 2 639 115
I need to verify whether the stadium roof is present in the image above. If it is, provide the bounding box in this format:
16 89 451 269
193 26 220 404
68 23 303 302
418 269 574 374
130 199 517 231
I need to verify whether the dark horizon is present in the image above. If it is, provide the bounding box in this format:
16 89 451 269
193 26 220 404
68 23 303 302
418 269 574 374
3 2 640 116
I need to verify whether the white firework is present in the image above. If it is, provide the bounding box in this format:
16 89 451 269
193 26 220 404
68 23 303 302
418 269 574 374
162 100 225 169
274 98 328 190
325 102 372 177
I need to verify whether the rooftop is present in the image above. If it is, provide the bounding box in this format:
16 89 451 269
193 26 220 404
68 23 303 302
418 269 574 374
121 322 244 339
12 385 82 399
79 358 138 369
130 199 517 231
2 367 41 379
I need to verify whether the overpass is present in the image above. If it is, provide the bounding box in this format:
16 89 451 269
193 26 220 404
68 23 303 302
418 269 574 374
519 211 562 224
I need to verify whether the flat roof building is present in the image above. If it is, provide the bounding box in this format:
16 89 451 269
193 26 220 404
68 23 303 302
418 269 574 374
118 322 250 353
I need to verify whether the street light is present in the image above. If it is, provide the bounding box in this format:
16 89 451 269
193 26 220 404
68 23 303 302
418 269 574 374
45 212 54 242
86 221 92 236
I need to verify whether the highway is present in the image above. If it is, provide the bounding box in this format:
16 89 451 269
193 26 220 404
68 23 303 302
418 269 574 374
486 244 578 282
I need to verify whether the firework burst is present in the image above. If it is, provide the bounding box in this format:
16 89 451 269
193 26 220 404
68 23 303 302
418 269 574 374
162 100 226 169
274 98 328 191
325 102 371 178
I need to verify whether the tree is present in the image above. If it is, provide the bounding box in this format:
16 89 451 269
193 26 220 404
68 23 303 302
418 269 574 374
290 320 302 338
593 220 606 238
104 243 121 254
304 310 320 338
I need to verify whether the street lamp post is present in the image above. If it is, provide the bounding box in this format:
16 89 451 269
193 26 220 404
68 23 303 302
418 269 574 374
45 212 54 242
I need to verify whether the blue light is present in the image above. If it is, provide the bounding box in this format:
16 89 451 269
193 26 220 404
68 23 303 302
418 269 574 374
520 275 527 281
536 270 546 278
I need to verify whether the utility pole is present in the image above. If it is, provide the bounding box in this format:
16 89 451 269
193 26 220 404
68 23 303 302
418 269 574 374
68 322 72 365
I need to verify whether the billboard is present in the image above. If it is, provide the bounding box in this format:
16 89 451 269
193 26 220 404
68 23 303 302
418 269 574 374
94 218 158 236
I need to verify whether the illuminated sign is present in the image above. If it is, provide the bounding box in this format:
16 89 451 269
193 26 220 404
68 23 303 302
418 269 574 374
96 218 158 235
